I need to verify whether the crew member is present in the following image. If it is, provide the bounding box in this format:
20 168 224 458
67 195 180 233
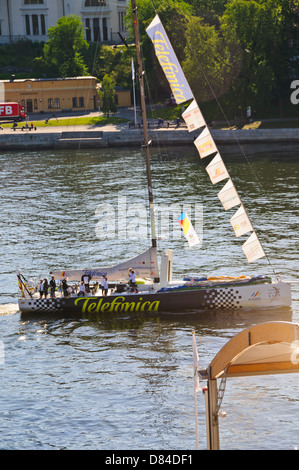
50 276 56 298
38 279 43 298
78 281 85 297
128 268 138 293
82 273 91 293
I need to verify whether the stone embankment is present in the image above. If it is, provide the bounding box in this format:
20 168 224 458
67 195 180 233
1 125 299 150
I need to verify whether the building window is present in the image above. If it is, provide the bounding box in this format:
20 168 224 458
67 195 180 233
93 18 100 42
48 98 53 109
103 18 108 41
41 15 45 35
85 0 106 6
118 12 126 33
72 97 77 108
85 19 91 42
79 97 84 107
24 0 44 4
34 99 38 110
32 15 39 35
54 98 60 108
25 15 30 35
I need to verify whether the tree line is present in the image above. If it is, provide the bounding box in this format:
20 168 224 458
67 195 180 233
1 0 299 119
129 0 299 120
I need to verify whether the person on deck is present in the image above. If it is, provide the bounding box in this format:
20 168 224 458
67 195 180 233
62 278 68 297
82 273 91 293
43 278 49 298
101 275 106 295
78 281 85 297
38 280 44 298
128 268 138 293
50 276 56 298
102 276 108 296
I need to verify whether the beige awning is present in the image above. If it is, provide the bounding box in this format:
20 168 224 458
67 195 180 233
199 322 299 379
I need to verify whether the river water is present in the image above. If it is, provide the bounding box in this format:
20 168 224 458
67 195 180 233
0 144 298 450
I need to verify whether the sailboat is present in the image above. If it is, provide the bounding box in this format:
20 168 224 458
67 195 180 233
17 2 292 316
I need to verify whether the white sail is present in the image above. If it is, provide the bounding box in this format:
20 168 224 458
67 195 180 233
218 179 241 210
50 248 159 282
182 100 206 132
230 206 253 238
194 127 217 159
206 153 229 184
242 232 266 263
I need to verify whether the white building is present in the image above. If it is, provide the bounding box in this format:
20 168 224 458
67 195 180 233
0 0 129 45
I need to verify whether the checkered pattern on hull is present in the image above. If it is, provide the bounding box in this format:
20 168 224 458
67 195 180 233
203 288 242 309
25 298 63 312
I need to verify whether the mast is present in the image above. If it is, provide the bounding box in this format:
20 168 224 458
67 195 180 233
131 0 157 252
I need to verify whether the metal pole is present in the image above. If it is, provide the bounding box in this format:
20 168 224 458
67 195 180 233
131 0 158 253
132 59 137 126
207 378 220 450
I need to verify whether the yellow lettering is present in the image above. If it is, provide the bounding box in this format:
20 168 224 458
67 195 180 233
121 301 136 312
149 301 160 311
140 301 151 311
101 302 110 312
152 31 169 50
74 296 160 314
95 299 103 312
74 296 97 313
109 296 125 312
87 302 97 313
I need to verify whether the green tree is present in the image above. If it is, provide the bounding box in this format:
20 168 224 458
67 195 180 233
183 0 229 23
35 15 89 77
126 0 193 100
99 74 117 116
220 0 299 118
183 16 236 104
95 45 135 87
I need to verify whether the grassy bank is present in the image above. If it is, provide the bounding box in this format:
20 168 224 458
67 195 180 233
0 115 129 128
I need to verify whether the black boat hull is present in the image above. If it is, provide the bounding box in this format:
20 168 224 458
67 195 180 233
18 281 292 316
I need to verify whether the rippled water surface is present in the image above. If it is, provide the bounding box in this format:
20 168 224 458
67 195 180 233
0 145 298 450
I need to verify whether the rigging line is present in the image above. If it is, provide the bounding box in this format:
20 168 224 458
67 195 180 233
172 10 264 193
143 72 168 158
150 0 158 14
139 37 169 159
160 12 278 277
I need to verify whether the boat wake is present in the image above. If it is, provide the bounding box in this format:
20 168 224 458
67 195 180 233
0 303 19 316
